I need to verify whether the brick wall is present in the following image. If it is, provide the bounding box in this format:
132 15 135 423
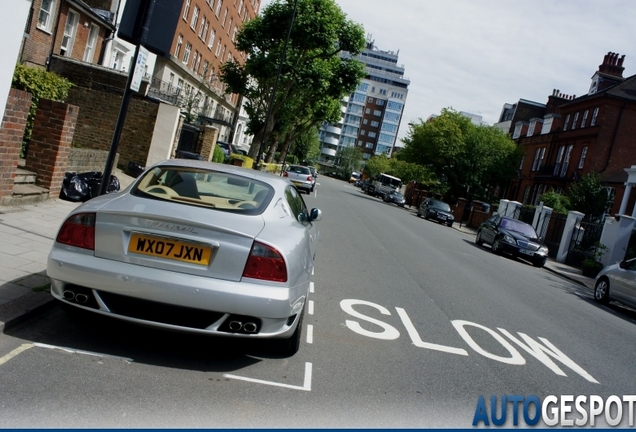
20 0 55 67
25 98 79 198
0 89 32 200
48 56 159 169
66 148 119 173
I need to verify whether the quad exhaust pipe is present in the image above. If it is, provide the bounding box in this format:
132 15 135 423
62 289 89 304
228 320 258 333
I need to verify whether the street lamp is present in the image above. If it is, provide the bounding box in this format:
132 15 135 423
255 0 299 170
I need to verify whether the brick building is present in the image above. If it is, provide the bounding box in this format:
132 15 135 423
506 52 636 216
149 0 261 144
20 0 117 68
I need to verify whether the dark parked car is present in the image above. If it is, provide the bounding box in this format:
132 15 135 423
417 198 454 226
475 215 549 267
383 190 406 207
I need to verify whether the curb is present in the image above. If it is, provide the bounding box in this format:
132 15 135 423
0 291 56 333
543 266 593 290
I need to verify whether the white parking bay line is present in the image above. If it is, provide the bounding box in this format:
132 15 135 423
309 281 314 293
308 300 314 315
33 343 134 362
224 362 313 391
0 344 34 366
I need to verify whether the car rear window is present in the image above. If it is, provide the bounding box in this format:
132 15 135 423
288 166 310 175
132 166 273 215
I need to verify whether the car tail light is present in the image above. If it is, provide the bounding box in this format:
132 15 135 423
243 241 287 282
283 172 288 177
306 176 313 181
56 212 96 250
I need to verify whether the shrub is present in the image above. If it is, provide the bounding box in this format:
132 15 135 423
229 154 254 169
12 64 73 157
212 146 225 163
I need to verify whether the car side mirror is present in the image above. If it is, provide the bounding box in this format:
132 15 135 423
309 208 322 222
619 260 627 269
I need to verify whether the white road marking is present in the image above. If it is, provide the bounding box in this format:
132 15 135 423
0 343 34 366
308 300 314 315
309 281 314 293
33 343 134 362
396 308 468 356
307 324 313 344
224 362 313 391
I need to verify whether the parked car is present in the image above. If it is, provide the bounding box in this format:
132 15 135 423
283 165 315 194
475 215 549 267
383 190 406 207
308 166 318 179
47 160 322 356
417 198 455 226
594 257 636 308
216 141 235 158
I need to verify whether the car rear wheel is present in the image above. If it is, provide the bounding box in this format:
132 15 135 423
475 231 484 246
275 310 304 357
594 278 610 304
491 238 501 255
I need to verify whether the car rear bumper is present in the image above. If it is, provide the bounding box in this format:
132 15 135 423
47 248 306 338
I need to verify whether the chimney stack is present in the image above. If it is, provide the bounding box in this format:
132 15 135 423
598 51 626 78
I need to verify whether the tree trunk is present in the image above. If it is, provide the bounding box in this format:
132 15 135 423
277 132 294 164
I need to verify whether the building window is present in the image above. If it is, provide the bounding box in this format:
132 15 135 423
238 0 244 14
177 78 184 94
578 146 588 169
183 0 191 20
580 110 589 128
191 6 199 29
38 0 57 31
222 8 228 26
365 108 371 114
168 73 174 90
518 155 525 170
83 24 100 63
360 129 365 136
522 186 530 204
560 145 573 177
60 10 79 57
362 119 368 125
527 121 536 136
199 16 207 39
571 112 579 130
379 89 387 95
215 39 222 57
175 34 183 57
367 97 374 103
563 114 570 131
215 0 223 17
366 142 373 148
590 107 599 126
531 147 545 171
232 26 238 42
373 110 382 116
376 99 384 106
183 42 192 64
207 29 216 49
554 146 565 176
368 132 376 138
371 121 379 127
227 18 233 34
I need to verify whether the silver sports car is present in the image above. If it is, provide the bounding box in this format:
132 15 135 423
47 160 322 356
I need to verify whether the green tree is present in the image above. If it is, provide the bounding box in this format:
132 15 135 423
11 64 73 156
220 0 366 161
537 189 570 214
398 108 519 202
334 146 363 178
363 154 391 179
388 159 436 186
288 125 321 164
567 173 611 221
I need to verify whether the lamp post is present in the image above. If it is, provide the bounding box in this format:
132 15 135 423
255 0 299 170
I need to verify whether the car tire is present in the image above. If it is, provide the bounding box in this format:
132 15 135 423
475 231 484 246
276 310 304 357
491 238 501 255
416 212 421 218
424 210 429 220
594 277 610 304
447 222 453 227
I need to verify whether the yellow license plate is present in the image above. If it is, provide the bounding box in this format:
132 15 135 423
129 233 212 265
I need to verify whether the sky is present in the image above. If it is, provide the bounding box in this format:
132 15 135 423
258 0 636 143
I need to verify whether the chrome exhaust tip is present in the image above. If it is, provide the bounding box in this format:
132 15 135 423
243 322 258 333
63 290 75 301
74 293 89 304
228 321 243 331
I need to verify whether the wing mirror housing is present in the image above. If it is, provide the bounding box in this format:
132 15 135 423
309 208 322 222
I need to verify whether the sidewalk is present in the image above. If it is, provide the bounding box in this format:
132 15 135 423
0 168 135 332
0 191 594 332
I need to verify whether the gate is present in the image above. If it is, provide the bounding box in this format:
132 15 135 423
517 206 534 224
176 124 202 154
542 213 566 259
565 218 604 267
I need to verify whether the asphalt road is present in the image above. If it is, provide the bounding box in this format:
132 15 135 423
1 176 635 427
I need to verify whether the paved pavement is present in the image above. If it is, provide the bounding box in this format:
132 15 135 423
0 185 595 332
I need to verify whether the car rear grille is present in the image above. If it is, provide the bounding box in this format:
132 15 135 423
97 291 224 329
